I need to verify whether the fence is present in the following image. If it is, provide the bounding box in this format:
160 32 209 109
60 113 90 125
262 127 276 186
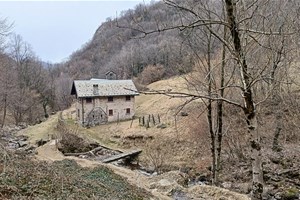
138 114 161 128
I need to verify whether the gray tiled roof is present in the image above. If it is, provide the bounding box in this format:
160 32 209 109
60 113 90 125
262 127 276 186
72 79 139 97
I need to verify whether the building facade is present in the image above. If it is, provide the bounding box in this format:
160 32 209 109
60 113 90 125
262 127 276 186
71 78 139 126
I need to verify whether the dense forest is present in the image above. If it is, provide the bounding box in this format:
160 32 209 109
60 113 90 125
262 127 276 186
1 1 300 199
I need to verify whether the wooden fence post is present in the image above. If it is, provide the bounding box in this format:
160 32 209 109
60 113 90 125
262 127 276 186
148 115 151 126
130 117 134 128
152 114 155 125
142 116 145 126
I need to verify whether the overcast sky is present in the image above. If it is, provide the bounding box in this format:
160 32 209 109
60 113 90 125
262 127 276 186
0 0 155 63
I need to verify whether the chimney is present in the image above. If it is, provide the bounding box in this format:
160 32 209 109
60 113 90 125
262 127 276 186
93 84 99 95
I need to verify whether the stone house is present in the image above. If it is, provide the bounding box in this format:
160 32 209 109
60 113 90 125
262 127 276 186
71 78 139 126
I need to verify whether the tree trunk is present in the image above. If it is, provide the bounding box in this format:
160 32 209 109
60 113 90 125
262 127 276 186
43 100 49 118
225 0 263 199
247 114 263 200
272 110 282 151
206 29 217 185
272 92 283 151
215 25 227 184
271 59 283 152
1 95 7 128
208 98 216 185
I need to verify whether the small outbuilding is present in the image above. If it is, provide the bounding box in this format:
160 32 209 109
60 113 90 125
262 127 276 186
71 78 139 126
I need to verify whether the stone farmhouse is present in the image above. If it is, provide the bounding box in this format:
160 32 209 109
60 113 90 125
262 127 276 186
71 77 139 126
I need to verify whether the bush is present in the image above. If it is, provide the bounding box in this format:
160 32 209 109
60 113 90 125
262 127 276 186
139 64 165 85
56 116 91 154
143 140 168 174
58 130 91 153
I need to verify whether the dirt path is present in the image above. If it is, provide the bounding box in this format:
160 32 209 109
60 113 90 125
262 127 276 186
35 139 171 200
18 113 59 143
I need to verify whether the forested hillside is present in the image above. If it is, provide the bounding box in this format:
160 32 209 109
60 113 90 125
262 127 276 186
64 1 194 82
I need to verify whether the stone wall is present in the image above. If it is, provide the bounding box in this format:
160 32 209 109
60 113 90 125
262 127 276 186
76 95 135 125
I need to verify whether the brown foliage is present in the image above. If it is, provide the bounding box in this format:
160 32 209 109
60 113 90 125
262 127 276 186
143 140 168 174
139 64 166 85
187 111 210 159
56 116 91 154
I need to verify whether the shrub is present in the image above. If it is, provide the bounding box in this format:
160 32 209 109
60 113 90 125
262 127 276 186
139 64 165 85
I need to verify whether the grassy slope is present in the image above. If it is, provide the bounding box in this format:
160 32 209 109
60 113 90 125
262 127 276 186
71 76 208 171
0 157 149 200
17 112 59 144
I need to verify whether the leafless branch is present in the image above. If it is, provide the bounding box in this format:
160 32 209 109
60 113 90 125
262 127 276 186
125 88 243 108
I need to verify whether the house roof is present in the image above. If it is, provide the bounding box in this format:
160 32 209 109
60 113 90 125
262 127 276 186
71 78 139 98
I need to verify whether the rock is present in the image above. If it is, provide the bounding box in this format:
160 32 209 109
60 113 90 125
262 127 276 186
222 182 233 189
17 135 28 141
180 112 188 116
18 123 28 129
25 145 36 151
79 155 88 159
170 188 189 200
180 166 192 174
149 182 156 189
159 179 172 187
149 171 186 194
274 192 282 199
157 124 167 129
7 142 19 149
36 139 48 147
234 182 251 194
18 141 29 147
196 174 209 183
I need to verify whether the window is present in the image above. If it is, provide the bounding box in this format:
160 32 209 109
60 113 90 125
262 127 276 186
86 98 92 103
109 109 113 116
125 96 131 101
126 108 130 115
108 96 113 102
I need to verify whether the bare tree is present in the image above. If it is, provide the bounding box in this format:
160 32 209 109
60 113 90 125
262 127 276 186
54 74 73 110
0 17 12 49
123 0 298 199
0 53 16 127
7 34 42 124
0 18 13 127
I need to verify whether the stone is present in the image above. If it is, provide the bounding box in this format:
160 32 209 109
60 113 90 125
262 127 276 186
18 141 29 147
222 182 233 189
180 112 188 116
157 124 167 129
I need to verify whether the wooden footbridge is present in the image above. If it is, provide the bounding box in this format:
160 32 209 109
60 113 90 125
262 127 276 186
102 149 142 163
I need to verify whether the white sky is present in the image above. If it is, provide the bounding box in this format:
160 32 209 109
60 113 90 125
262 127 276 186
0 0 156 63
